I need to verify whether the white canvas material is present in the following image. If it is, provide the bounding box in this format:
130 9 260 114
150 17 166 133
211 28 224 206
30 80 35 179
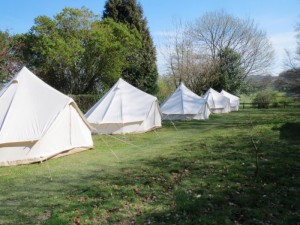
0 67 93 166
85 78 161 134
203 88 231 114
160 83 211 120
220 90 240 111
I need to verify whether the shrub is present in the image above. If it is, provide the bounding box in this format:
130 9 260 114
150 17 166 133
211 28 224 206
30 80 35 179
252 91 276 108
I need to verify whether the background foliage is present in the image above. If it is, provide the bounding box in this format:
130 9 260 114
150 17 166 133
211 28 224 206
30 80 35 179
15 8 142 94
164 11 274 95
103 0 159 94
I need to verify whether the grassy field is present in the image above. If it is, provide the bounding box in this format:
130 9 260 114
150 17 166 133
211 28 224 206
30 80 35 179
0 108 299 225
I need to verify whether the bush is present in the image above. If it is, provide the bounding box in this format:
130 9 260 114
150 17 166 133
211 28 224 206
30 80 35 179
252 91 276 108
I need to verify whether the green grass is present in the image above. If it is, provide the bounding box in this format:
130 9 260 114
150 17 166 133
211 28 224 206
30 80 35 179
0 109 299 224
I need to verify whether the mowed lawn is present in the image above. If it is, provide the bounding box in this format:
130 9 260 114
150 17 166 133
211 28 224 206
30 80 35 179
0 108 299 225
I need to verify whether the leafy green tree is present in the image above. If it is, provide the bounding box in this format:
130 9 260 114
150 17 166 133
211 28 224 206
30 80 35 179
0 30 22 85
103 0 158 94
0 30 11 84
16 7 141 94
156 75 175 103
213 47 244 94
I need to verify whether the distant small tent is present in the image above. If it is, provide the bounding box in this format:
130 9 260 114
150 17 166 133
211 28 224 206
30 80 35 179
203 88 231 114
0 67 93 166
85 78 161 134
221 90 240 111
160 82 210 120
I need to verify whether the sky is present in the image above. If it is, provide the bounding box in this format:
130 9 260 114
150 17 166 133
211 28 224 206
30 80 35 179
0 0 299 76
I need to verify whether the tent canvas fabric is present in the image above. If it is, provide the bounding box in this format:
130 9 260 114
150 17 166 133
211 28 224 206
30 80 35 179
0 67 93 166
85 78 161 134
221 90 240 111
203 88 231 114
160 82 211 120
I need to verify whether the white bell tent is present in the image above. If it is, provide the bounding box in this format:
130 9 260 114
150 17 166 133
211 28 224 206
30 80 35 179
160 82 211 120
203 88 231 114
85 78 161 134
0 67 93 166
220 90 240 111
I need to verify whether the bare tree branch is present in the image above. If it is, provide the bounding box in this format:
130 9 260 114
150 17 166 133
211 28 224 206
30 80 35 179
188 11 274 76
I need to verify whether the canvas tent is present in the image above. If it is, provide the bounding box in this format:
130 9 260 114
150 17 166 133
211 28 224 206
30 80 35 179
160 82 211 120
221 90 240 111
203 88 231 114
85 78 161 134
0 67 93 166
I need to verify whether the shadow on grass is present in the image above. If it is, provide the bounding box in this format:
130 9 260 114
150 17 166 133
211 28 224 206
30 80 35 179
43 130 299 224
279 122 300 143
134 135 299 224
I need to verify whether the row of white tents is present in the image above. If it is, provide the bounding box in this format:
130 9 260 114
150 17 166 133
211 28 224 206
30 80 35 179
0 67 239 166
160 83 240 118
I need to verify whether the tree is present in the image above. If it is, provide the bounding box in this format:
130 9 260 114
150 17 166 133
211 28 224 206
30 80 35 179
156 74 175 103
163 12 273 95
163 19 218 95
283 19 300 70
0 30 22 85
188 11 274 77
16 7 141 94
278 17 300 94
103 0 158 94
0 30 11 84
213 47 244 94
164 20 194 88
